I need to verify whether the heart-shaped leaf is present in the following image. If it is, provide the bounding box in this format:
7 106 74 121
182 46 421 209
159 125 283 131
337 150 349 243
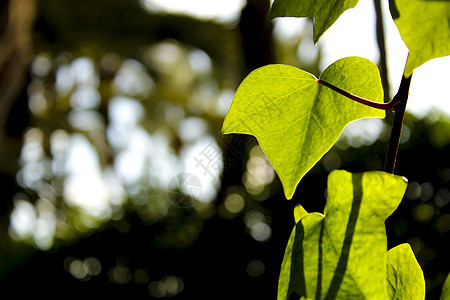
390 0 450 76
278 170 419 300
222 57 384 199
270 0 359 43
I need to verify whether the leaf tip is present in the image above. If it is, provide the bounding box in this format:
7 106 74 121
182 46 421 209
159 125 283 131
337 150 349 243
293 204 308 223
281 178 300 200
312 29 322 45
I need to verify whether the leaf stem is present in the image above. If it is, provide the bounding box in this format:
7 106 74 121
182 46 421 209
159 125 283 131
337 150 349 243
318 79 399 111
373 0 390 100
318 74 412 174
384 75 412 174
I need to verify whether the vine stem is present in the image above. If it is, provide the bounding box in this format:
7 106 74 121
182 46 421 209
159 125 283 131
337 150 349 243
318 74 412 174
373 0 390 100
317 79 400 110
384 75 412 174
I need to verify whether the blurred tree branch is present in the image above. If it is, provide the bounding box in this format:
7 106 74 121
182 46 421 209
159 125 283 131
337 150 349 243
0 0 35 142
219 0 274 199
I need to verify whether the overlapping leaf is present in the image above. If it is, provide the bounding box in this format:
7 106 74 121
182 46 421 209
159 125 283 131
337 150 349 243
222 57 384 199
386 243 425 300
390 0 450 76
270 0 359 43
277 170 422 300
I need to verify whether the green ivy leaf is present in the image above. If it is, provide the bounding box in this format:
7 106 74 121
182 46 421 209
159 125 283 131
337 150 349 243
222 57 384 199
278 170 412 300
270 0 359 43
386 243 426 300
390 0 450 77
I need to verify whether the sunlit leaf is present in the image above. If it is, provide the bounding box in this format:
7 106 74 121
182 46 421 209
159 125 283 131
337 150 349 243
386 243 425 300
294 204 309 223
222 57 384 199
390 0 450 76
278 170 410 300
270 0 359 43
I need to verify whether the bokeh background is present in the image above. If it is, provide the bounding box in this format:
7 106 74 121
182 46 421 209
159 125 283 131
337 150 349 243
0 0 449 299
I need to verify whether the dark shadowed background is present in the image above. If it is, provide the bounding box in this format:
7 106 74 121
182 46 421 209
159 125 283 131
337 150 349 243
0 0 448 299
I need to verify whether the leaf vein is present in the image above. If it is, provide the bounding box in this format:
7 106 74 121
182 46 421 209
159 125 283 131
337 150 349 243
235 81 317 128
